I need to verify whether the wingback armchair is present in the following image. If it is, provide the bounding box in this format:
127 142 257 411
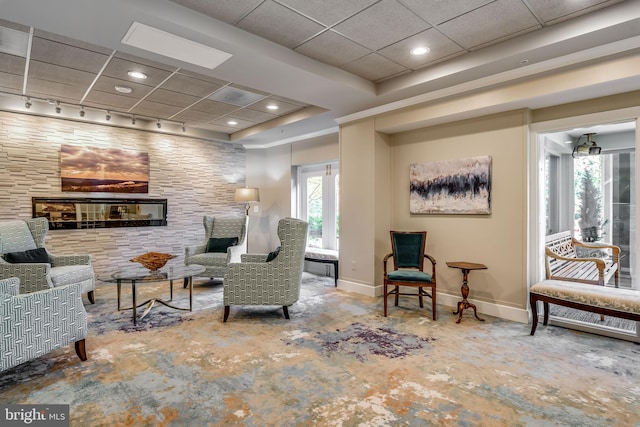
184 215 248 284
0 217 96 303
223 217 308 321
1 277 87 372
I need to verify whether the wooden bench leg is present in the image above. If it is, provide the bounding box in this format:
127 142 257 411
530 294 539 335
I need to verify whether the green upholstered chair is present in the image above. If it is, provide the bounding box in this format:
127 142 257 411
1 277 87 372
184 216 248 285
223 217 308 321
383 231 437 320
0 217 96 304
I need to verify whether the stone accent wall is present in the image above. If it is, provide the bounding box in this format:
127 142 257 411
0 111 246 277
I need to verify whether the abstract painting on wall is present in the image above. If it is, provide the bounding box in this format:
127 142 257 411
410 155 491 214
61 145 149 193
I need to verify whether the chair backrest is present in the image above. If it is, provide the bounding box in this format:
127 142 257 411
203 216 247 241
273 218 309 291
390 231 427 270
0 218 48 254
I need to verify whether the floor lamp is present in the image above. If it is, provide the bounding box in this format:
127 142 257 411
235 187 260 252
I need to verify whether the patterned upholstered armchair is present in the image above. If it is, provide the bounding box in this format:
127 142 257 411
1 277 87 372
184 216 248 284
223 217 308 321
0 218 96 303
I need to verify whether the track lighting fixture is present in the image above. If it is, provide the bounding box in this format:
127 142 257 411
5 91 188 133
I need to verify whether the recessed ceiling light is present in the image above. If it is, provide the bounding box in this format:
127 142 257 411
266 104 279 110
114 85 133 94
410 46 430 56
127 70 147 79
227 120 238 126
519 59 529 65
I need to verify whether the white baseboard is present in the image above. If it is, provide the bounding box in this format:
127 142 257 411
336 279 529 324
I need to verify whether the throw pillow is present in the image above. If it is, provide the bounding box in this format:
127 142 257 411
206 237 239 253
4 247 50 264
266 246 281 262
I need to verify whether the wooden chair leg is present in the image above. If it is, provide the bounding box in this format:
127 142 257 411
223 306 230 322
418 287 424 308
394 286 399 306
431 287 436 321
283 306 290 319
75 339 87 361
383 282 388 317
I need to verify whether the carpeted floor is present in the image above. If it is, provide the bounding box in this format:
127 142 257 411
1 273 639 426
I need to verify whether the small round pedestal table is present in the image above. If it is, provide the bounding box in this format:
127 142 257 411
446 261 487 324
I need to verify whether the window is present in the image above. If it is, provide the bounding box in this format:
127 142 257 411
297 162 339 250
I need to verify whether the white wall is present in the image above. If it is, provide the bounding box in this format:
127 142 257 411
0 111 247 276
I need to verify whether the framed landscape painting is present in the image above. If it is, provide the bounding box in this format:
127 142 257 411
61 145 149 193
410 155 491 214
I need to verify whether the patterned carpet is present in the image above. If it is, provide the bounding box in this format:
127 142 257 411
1 272 639 426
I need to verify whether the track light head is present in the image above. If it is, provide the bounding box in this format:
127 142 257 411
79 107 85 117
131 115 136 125
156 119 161 129
181 123 186 132
55 101 61 114
25 98 32 109
105 111 111 121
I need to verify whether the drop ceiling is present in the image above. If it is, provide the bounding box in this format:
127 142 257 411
0 0 639 147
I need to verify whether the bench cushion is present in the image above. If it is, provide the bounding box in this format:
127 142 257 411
305 248 338 260
531 280 640 315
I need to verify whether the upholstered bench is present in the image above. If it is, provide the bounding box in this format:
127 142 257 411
529 279 640 335
304 248 338 286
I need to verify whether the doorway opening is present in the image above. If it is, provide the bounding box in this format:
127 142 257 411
538 120 638 340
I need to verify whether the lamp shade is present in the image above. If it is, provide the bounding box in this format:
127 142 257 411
235 187 260 203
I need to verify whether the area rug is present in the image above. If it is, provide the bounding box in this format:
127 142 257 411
1 273 639 426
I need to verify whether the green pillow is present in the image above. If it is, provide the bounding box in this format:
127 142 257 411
206 237 239 253
4 248 50 264
266 246 281 262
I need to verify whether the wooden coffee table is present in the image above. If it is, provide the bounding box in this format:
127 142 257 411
99 264 205 325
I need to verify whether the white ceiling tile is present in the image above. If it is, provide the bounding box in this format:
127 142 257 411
334 0 431 51
399 0 493 25
237 0 325 49
437 0 541 49
295 30 370 67
30 37 110 73
341 52 407 81
278 0 378 26
378 28 464 69
169 0 264 24
525 0 625 24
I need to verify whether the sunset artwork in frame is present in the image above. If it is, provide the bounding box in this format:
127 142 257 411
61 145 149 193
410 155 491 214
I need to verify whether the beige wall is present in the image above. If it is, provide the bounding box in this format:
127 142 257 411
247 132 339 253
339 119 378 292
338 52 640 323
390 111 529 309
0 111 247 276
